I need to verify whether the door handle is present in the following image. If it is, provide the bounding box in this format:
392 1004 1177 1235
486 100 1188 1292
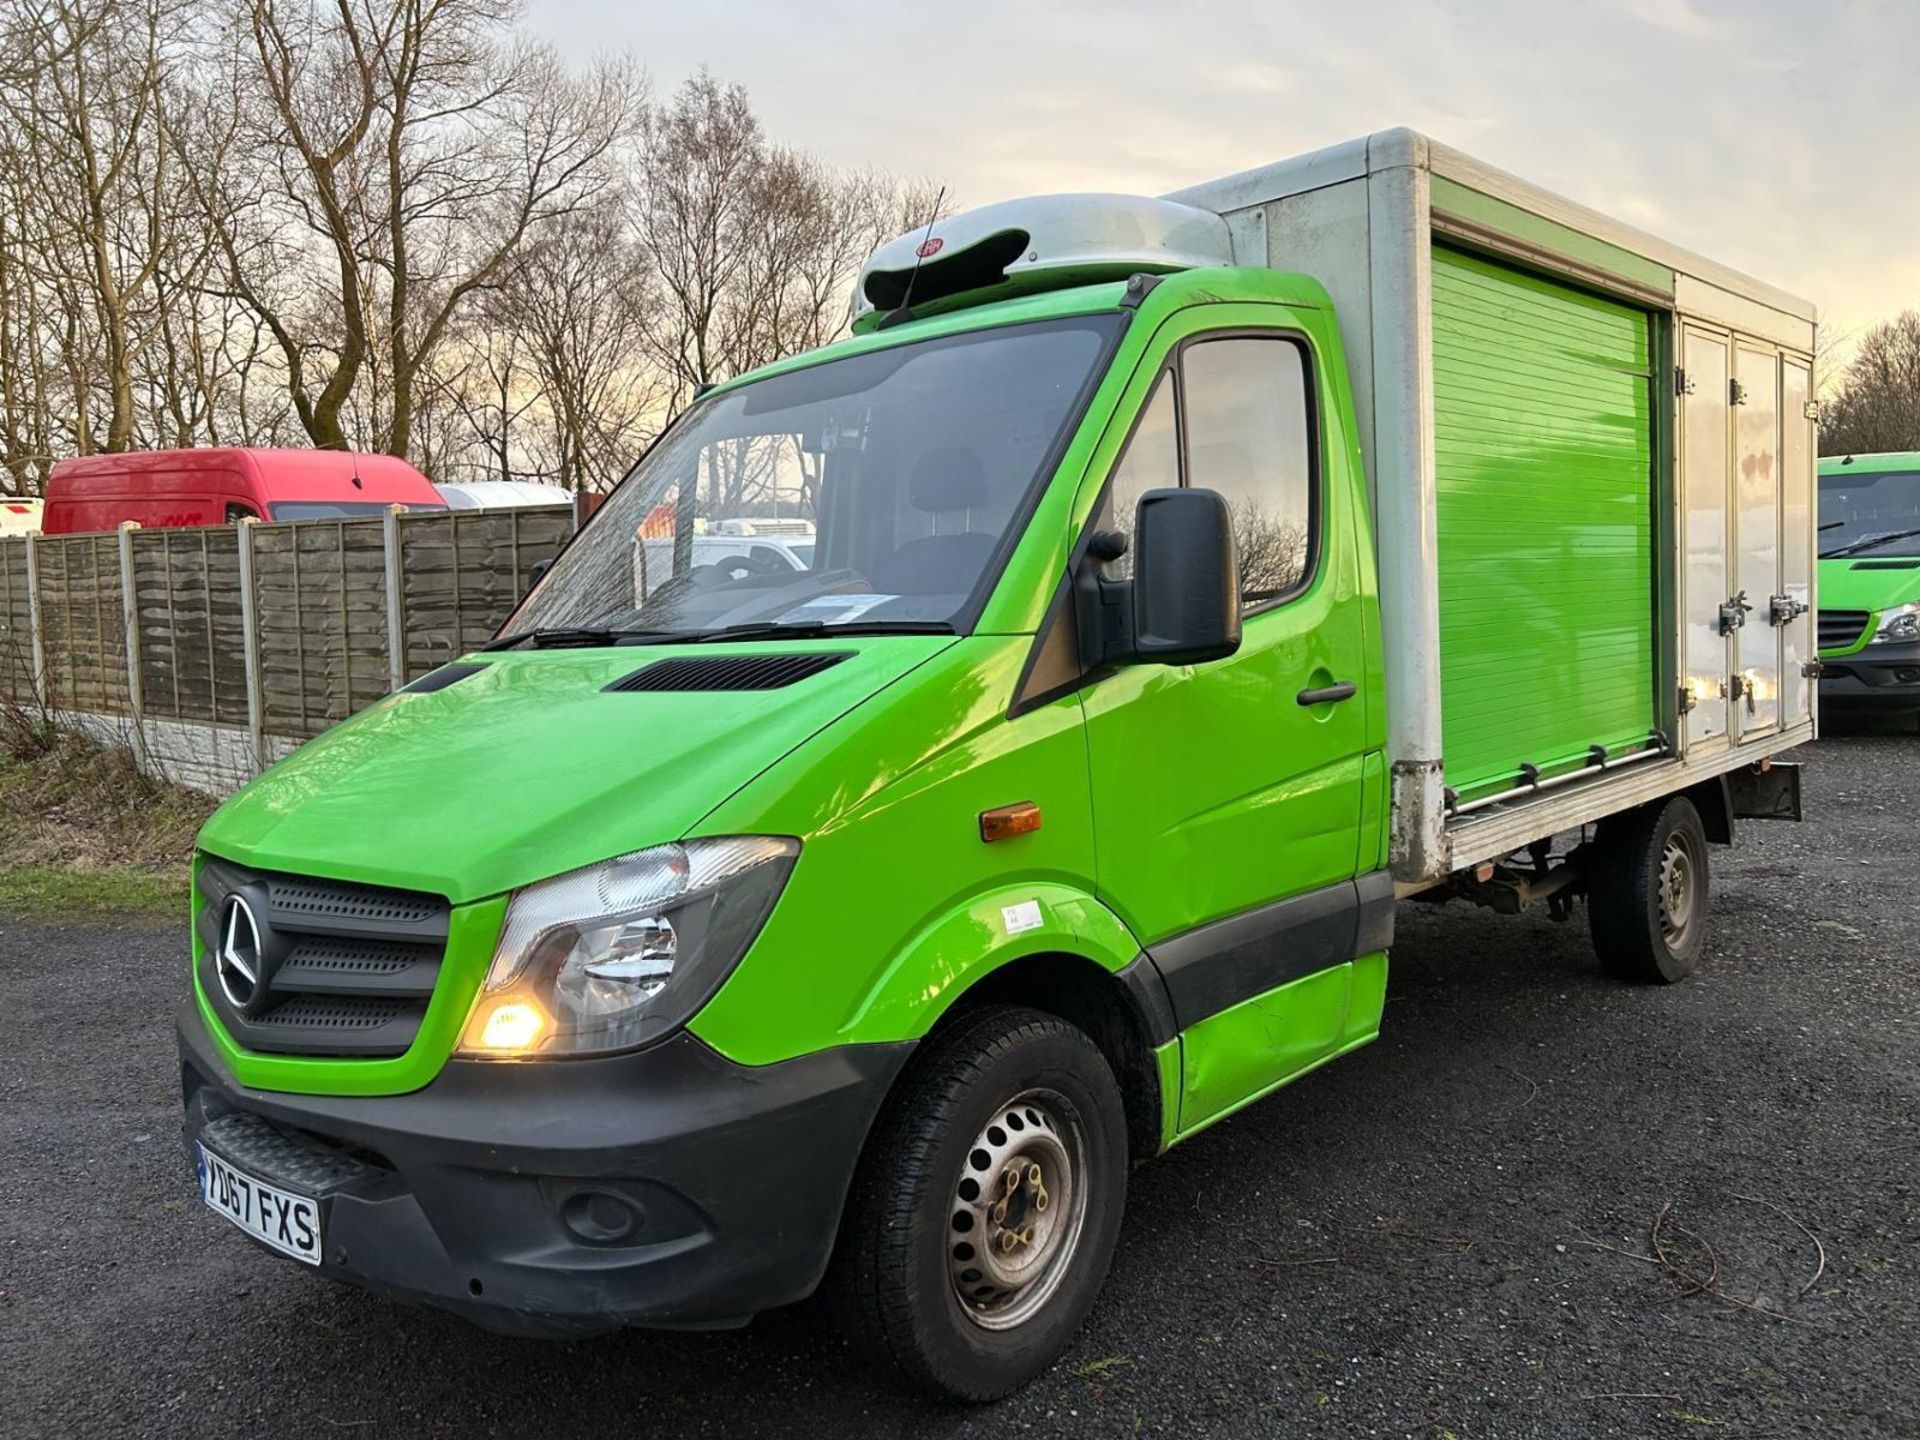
1296 680 1357 707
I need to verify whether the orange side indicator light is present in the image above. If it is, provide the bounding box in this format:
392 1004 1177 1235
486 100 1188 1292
980 801 1043 843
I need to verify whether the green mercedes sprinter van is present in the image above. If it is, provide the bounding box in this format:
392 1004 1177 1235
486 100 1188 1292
179 134 1816 1400
1817 452 1920 719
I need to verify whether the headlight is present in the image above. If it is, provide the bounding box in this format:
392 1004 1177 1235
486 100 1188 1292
1875 602 1920 644
458 836 797 1059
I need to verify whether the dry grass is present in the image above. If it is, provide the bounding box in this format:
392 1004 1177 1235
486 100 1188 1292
0 701 215 922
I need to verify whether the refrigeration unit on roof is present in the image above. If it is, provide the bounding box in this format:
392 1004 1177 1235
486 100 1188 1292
851 193 1232 330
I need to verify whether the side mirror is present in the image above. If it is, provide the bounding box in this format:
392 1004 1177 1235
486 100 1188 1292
1073 487 1242 671
1131 487 1241 665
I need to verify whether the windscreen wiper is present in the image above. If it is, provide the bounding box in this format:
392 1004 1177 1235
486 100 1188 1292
1819 527 1920 559
654 619 958 645
482 626 679 651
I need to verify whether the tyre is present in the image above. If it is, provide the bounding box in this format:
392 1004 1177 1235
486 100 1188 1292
832 1004 1130 1401
1587 795 1710 983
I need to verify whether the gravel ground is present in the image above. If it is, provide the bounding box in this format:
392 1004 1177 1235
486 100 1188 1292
3 728 1916 1439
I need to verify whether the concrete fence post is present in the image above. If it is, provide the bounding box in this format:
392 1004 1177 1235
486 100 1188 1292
117 521 148 766
383 505 405 691
22 531 47 711
235 518 266 775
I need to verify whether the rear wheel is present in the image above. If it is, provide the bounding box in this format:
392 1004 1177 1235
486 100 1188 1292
832 1005 1128 1401
1587 795 1710 983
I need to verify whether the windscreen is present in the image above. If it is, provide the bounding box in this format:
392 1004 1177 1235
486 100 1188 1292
504 314 1121 641
1819 470 1920 556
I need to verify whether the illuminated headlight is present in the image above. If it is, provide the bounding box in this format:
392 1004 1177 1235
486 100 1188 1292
459 837 797 1059
1874 602 1920 644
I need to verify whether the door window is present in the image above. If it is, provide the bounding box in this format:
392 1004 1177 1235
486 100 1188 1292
1098 335 1317 612
1183 339 1314 607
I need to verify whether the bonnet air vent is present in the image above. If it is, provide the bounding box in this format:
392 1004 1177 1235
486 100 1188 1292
1851 559 1920 570
604 652 854 694
401 662 488 694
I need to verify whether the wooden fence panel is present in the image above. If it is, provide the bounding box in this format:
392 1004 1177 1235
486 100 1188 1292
253 518 392 740
132 527 249 724
397 507 569 680
0 537 30 702
13 504 575 784
34 532 128 715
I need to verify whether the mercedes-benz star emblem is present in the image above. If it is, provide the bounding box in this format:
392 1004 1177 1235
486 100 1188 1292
217 895 265 1010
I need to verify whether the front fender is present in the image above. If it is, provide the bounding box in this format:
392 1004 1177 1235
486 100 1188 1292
842 879 1144 1043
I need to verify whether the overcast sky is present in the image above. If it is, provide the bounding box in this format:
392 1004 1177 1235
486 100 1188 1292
526 0 1914 363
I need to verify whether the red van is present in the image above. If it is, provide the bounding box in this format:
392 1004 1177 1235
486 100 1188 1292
41 448 446 534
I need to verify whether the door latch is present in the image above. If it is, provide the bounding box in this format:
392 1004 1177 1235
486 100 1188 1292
1769 593 1808 626
1719 590 1754 634
1730 378 1748 406
1678 683 1696 715
1728 673 1748 702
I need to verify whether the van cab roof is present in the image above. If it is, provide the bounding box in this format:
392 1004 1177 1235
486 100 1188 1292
714 267 1330 402
49 447 439 501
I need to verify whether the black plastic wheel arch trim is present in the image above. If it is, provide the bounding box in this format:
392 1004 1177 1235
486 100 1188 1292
1144 870 1396 1032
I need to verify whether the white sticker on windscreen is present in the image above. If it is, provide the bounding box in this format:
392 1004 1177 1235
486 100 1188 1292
775 594 895 625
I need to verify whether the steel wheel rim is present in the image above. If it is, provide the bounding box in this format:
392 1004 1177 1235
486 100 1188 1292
946 1087 1089 1332
1658 830 1700 946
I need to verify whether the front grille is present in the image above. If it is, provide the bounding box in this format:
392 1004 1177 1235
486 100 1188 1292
196 857 450 1058
1819 610 1870 651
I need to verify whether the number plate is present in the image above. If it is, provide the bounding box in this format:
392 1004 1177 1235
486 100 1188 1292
195 1142 322 1265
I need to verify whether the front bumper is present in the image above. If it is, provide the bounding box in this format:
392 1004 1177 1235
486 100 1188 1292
1819 638 1920 711
178 1002 912 1335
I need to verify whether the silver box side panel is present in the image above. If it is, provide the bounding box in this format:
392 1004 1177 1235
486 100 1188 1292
1167 128 1818 885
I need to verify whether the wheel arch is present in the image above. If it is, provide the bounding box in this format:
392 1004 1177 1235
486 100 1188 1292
830 883 1175 1165
927 950 1172 1164
1679 775 1734 845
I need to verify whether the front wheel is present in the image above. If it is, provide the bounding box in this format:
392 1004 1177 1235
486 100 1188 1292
832 1005 1129 1401
1587 795 1710 983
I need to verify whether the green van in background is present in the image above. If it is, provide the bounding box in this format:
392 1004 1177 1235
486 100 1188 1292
1818 452 1920 721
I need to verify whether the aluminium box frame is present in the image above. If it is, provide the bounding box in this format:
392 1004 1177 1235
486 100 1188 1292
1165 129 1819 889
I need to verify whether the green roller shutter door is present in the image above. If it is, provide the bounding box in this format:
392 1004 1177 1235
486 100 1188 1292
1431 245 1656 804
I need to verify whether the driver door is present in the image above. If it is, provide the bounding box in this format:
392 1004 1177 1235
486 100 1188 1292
1077 312 1374 1131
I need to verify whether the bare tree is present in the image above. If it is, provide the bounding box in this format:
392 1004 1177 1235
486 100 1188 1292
715 158 937 371
0 142 59 490
188 0 636 457
1821 311 1920 457
634 71 768 408
493 203 666 491
1 0 194 455
371 35 638 458
0 7 941 492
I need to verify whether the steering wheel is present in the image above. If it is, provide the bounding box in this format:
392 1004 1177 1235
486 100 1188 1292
688 551 796 589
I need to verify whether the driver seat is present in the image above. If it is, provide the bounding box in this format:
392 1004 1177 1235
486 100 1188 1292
870 448 999 596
